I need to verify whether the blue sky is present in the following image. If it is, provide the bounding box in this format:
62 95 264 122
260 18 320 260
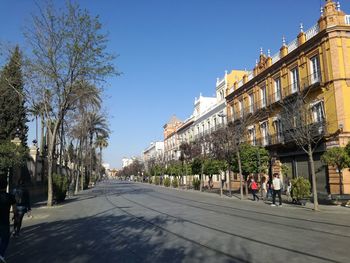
1 0 350 168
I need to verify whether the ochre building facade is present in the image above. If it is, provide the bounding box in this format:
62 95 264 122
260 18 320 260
226 0 350 196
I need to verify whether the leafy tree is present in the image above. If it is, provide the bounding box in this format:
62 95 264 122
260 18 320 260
24 1 117 206
239 143 269 175
203 159 226 189
0 141 28 172
345 142 350 160
0 46 28 145
191 158 202 176
321 147 350 195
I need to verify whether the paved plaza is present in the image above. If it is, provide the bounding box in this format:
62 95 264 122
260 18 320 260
6 181 350 263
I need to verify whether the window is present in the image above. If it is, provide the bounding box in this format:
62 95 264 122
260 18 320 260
213 117 217 127
230 105 235 120
291 67 299 93
310 56 320 84
239 100 243 118
274 78 281 101
207 120 211 131
248 126 256 146
311 101 325 123
249 93 254 113
260 86 267 108
260 121 269 146
273 119 283 143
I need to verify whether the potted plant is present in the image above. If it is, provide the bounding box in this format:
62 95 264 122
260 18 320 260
291 177 311 206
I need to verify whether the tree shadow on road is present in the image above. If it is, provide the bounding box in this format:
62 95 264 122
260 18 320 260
6 212 252 263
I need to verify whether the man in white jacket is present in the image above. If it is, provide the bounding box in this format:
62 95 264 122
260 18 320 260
271 173 282 206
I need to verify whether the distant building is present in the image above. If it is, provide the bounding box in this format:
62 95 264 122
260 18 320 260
122 157 135 168
142 141 164 172
102 163 110 170
163 115 183 162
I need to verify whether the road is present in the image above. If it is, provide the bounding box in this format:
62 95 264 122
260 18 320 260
6 180 350 263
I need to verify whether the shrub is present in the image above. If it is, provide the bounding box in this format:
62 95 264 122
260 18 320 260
291 177 311 201
192 178 200 190
172 177 179 188
52 173 68 202
164 177 170 187
148 177 153 184
154 176 160 185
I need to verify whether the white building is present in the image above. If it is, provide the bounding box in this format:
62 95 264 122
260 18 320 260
142 141 164 171
122 157 134 168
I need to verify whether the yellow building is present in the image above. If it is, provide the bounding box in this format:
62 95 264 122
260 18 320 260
226 0 350 196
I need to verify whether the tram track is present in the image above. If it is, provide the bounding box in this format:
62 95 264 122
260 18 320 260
103 182 344 263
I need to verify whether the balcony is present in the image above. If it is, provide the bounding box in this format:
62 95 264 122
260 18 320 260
282 71 323 100
281 120 327 144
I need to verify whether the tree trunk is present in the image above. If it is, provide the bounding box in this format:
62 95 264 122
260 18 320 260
308 145 319 211
39 114 45 156
339 170 344 195
58 118 64 174
89 133 93 186
100 146 103 181
228 165 232 197
237 150 244 200
220 171 224 197
75 140 82 195
47 120 61 207
200 164 203 192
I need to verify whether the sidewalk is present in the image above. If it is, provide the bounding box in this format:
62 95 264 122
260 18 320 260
137 181 350 213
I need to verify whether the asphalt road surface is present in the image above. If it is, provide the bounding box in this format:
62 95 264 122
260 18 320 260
6 180 350 263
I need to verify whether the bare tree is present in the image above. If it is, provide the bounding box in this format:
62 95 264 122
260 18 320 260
211 126 235 197
24 1 118 206
278 91 328 211
224 101 267 200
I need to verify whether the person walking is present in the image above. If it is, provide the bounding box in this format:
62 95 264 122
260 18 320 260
249 179 259 201
0 176 16 263
260 177 267 200
271 173 282 206
266 179 273 200
12 179 31 237
285 176 292 202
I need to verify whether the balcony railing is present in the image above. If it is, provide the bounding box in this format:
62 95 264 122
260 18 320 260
237 79 244 89
345 15 350 25
231 72 323 120
247 71 254 82
244 122 326 147
305 24 320 41
282 71 322 98
287 38 299 53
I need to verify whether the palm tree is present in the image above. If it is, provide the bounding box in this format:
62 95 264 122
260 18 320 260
95 135 109 180
85 112 110 185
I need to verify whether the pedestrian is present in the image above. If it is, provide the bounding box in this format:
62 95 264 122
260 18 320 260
260 176 267 200
271 173 282 206
285 176 292 202
12 179 31 237
266 179 273 200
0 176 16 263
249 179 259 201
